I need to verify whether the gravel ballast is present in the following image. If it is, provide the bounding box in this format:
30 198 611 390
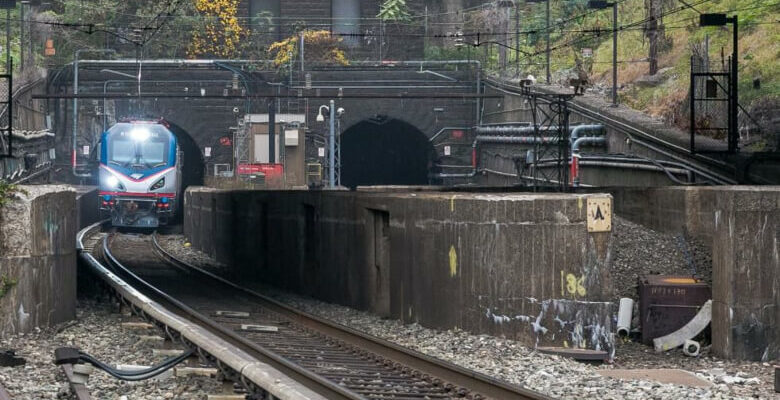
160 233 778 399
0 301 222 400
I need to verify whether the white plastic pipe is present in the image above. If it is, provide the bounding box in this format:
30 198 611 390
617 298 633 337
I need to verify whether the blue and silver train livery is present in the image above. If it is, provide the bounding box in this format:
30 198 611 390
98 119 182 228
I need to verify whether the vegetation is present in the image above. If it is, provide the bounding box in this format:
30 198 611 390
448 0 778 146
0 181 25 208
378 0 412 22
0 275 17 300
268 30 349 68
188 0 245 58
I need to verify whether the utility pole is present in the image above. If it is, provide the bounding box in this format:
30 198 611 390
588 1 618 106
515 3 520 75
328 99 335 187
18 3 22 71
5 8 10 74
546 0 551 83
612 1 618 106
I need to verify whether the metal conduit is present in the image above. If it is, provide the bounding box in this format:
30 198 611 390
572 137 607 152
474 124 604 138
475 136 558 144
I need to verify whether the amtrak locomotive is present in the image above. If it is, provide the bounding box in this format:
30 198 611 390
98 119 182 228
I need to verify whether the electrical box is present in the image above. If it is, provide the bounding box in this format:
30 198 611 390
639 275 711 345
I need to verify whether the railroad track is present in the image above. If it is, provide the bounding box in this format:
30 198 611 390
78 223 549 400
482 77 740 185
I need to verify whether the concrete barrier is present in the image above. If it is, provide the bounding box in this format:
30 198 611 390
185 188 617 355
0 185 77 336
583 186 779 361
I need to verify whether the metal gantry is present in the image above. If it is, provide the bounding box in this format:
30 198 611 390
524 87 573 191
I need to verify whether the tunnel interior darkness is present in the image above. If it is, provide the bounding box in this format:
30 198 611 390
341 118 434 188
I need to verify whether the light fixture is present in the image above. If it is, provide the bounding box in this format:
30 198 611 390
316 105 329 122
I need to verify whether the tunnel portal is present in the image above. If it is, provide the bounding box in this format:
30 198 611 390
341 118 434 188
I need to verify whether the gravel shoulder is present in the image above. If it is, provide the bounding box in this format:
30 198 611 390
0 301 221 400
160 233 778 400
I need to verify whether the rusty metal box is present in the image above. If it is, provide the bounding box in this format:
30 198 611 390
639 275 711 345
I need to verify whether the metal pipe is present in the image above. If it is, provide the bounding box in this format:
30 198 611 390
428 127 471 143
572 136 607 152
72 48 115 178
570 124 605 140
416 69 458 82
476 135 558 144
103 80 133 132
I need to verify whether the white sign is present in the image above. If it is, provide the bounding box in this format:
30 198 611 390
318 147 325 157
82 145 89 155
204 147 211 157
444 145 451 156
582 48 593 58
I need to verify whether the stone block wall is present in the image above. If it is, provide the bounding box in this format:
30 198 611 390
0 185 77 336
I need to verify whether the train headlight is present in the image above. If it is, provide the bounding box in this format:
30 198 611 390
150 177 165 191
130 128 151 142
104 175 125 191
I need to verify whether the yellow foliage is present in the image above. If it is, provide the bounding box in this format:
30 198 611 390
268 30 349 67
188 0 245 58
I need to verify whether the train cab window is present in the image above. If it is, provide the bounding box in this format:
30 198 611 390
105 123 172 168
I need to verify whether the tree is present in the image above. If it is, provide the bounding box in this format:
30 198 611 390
378 0 411 22
188 0 245 58
267 30 348 69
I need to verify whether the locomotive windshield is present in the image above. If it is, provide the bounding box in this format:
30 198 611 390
105 123 173 168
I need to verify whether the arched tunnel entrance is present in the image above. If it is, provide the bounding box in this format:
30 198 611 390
341 118 434 188
165 120 205 190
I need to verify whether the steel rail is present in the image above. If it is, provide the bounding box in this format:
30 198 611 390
76 222 328 400
147 234 550 400
481 77 737 185
100 235 362 400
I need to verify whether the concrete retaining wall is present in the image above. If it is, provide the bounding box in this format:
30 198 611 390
711 187 779 361
585 186 779 361
0 185 77 336
185 188 617 354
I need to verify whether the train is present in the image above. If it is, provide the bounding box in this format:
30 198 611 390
98 119 201 228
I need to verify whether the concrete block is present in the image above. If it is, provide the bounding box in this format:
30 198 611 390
121 322 155 330
0 185 77 337
175 367 218 377
711 187 779 361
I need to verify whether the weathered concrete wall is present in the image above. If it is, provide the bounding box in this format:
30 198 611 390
711 187 779 361
0 185 77 336
185 188 617 354
582 186 779 361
